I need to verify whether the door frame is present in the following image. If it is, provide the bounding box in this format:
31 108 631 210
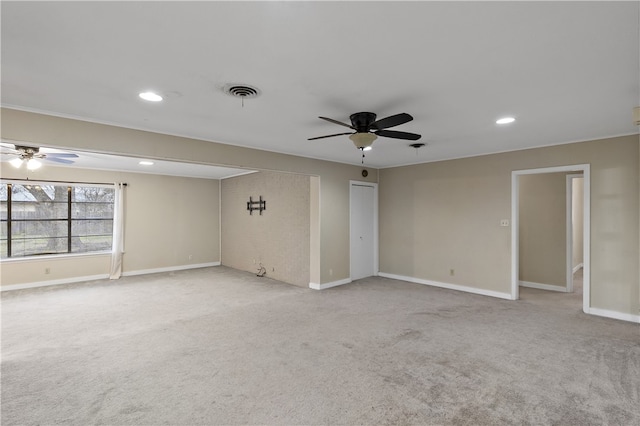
349 180 379 280
566 173 584 293
511 164 590 313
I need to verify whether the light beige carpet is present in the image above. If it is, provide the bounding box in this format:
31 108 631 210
2 266 639 425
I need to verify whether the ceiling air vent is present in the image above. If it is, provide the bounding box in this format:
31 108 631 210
224 84 260 99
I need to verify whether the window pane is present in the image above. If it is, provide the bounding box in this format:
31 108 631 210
10 219 68 257
11 219 67 234
72 219 113 252
72 219 113 236
11 236 68 257
72 235 112 252
11 185 68 220
71 235 111 253
72 186 114 203
71 186 114 253
71 202 114 219
0 184 7 221
11 201 68 220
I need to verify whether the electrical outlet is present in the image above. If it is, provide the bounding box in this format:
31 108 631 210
329 269 333 276
500 219 510 227
188 254 193 260
450 269 455 276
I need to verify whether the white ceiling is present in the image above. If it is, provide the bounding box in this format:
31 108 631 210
2 1 639 173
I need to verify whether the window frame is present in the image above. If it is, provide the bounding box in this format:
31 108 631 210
1 179 115 260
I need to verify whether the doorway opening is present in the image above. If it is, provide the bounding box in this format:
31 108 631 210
566 174 585 294
511 165 590 313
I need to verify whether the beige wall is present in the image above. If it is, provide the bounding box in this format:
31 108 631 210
221 171 310 287
518 173 567 287
1 108 378 284
1 165 220 286
0 254 110 287
379 154 512 293
572 177 584 269
2 109 638 318
380 135 639 316
122 173 219 272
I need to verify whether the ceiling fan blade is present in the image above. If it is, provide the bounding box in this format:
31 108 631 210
371 113 413 130
375 129 422 141
308 132 354 141
47 153 79 158
46 157 75 164
319 116 356 130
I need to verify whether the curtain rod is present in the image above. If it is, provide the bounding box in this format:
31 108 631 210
1 178 127 186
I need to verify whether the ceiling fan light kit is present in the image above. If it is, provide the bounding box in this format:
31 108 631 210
27 159 42 170
9 158 42 170
10 157 42 170
349 133 378 149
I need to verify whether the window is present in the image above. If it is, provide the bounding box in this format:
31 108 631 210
0 181 115 259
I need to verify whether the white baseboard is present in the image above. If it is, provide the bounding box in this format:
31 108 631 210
1 274 110 292
378 272 512 300
519 280 568 292
122 262 221 277
309 277 351 290
585 307 640 324
573 263 584 274
1 262 221 292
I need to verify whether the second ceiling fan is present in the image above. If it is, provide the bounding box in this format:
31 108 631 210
309 112 421 150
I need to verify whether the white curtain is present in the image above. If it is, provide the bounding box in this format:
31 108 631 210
109 183 125 279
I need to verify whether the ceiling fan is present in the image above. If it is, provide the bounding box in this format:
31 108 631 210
1 143 79 170
308 112 421 150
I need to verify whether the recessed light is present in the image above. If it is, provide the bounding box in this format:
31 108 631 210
139 160 154 166
496 117 515 124
139 92 163 102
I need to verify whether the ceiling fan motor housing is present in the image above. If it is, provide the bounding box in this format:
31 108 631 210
350 112 377 132
15 145 40 159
